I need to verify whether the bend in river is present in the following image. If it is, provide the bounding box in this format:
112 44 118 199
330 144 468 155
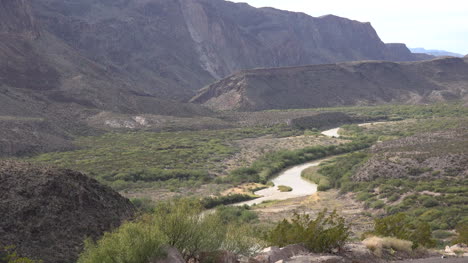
235 160 321 206
235 124 383 206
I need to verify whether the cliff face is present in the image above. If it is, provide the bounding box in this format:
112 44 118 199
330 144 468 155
31 0 425 100
191 57 468 111
0 0 39 39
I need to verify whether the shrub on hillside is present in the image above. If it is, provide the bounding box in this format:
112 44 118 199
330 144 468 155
0 246 40 263
78 199 265 262
200 194 255 209
267 209 350 253
363 236 413 257
77 219 167 263
373 213 435 248
452 223 468 245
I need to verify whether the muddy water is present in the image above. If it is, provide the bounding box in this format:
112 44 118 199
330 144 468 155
235 160 321 206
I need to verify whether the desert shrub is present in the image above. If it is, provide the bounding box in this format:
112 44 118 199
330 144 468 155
373 213 435 248
267 209 350 253
153 199 226 261
371 200 386 209
130 198 156 213
278 185 293 192
222 224 267 256
216 206 258 224
432 230 455 240
452 223 468 245
77 219 167 263
301 168 332 191
200 194 255 209
387 194 400 202
363 236 413 257
0 246 40 263
318 152 370 190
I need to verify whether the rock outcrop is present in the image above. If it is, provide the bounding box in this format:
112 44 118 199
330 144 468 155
0 161 135 263
191 57 468 111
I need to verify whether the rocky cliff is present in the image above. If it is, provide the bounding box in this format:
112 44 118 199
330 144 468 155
191 57 468 111
0 0 39 39
31 0 427 100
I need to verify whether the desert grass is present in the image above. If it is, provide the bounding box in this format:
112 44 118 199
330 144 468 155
363 236 413 257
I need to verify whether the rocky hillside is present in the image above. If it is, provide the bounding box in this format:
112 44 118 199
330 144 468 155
354 129 468 181
0 161 135 263
191 57 468 111
31 0 427 100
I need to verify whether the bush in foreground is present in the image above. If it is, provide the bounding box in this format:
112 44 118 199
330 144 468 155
267 209 350 253
77 219 166 263
372 213 435 249
363 236 413 257
78 199 266 263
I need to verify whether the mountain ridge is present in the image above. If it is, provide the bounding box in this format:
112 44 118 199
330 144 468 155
31 0 428 100
191 57 468 111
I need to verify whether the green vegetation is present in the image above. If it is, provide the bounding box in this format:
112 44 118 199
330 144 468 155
315 151 468 231
78 199 266 262
200 194 255 209
277 185 293 192
371 213 435 248
267 209 350 252
216 206 259 224
452 223 468 245
363 236 413 257
315 152 370 191
78 219 167 263
275 103 468 120
302 167 331 191
224 136 376 184
28 126 298 190
0 246 41 263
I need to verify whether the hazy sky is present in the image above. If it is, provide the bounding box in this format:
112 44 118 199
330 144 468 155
229 0 468 55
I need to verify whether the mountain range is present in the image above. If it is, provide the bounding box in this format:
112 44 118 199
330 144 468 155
410 48 464 58
1 0 464 156
191 57 468 111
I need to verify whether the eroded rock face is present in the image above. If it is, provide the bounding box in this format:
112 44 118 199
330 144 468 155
31 0 425 100
191 57 468 111
0 161 135 263
0 0 39 39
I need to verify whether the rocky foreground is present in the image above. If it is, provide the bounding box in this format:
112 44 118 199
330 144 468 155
0 161 135 263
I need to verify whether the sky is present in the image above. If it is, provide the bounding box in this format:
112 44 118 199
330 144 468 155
229 0 468 55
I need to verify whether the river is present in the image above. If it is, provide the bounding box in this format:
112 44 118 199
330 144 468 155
234 127 342 206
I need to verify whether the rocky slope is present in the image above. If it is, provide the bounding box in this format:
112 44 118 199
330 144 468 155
354 129 468 181
31 0 427 100
191 57 468 111
0 161 135 263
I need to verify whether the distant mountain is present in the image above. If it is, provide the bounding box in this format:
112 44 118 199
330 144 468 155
410 48 464 57
0 0 436 156
31 0 428 100
191 57 468 111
